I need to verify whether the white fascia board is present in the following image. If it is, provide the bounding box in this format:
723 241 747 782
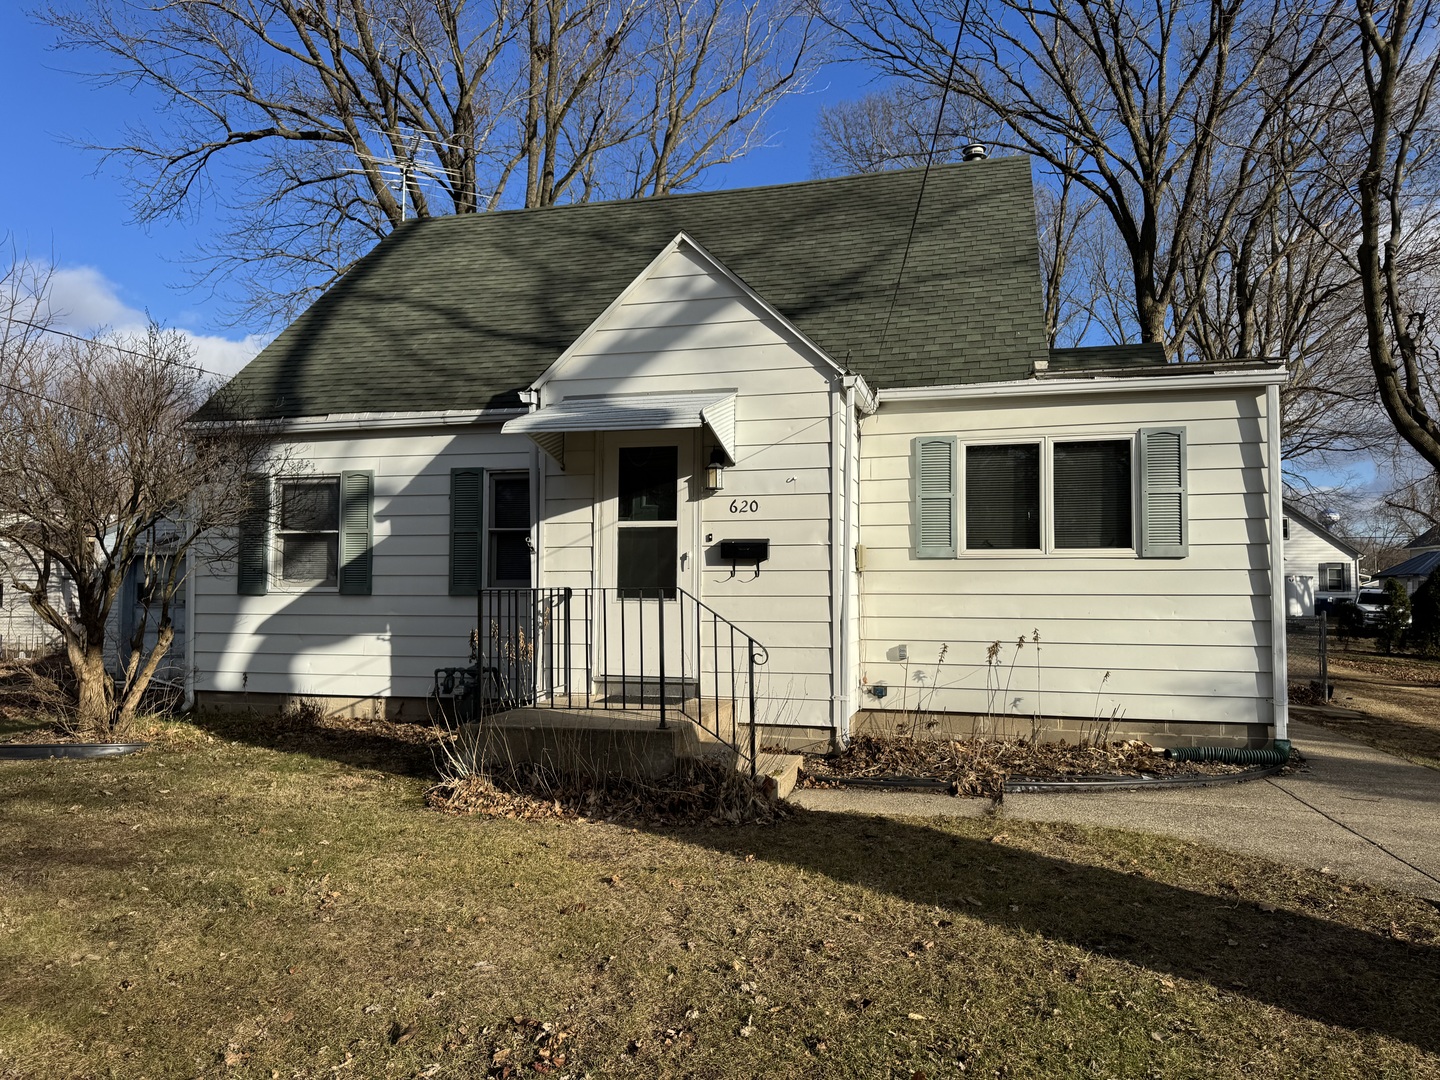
528 231 848 400
876 367 1287 404
191 408 526 435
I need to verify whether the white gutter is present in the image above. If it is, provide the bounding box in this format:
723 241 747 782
876 366 1286 404
192 407 527 435
1267 382 1289 745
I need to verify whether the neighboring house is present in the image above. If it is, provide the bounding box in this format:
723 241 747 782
192 156 1290 749
1376 525 1440 596
0 542 69 657
1281 503 1363 617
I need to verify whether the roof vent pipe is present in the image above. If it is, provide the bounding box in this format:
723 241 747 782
961 143 988 162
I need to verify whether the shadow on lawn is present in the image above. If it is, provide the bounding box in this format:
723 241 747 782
674 812 1440 1056
188 710 440 779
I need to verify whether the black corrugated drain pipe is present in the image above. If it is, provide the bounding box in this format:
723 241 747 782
1164 743 1291 767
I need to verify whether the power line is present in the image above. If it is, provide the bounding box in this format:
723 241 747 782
4 317 238 380
0 379 114 423
876 3 974 367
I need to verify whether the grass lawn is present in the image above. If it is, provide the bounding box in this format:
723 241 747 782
3 716 1440 1079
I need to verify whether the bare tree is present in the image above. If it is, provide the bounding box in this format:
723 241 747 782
833 0 1350 356
0 263 280 737
38 0 820 325
1349 0 1440 472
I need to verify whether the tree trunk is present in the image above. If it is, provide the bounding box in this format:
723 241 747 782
73 644 115 740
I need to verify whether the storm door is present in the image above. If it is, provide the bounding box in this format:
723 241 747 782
598 432 696 703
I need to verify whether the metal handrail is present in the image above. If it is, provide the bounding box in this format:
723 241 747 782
447 586 768 778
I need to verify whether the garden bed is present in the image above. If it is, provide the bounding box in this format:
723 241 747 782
800 735 1253 799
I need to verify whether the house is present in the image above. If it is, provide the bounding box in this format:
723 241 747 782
191 156 1290 751
1281 502 1364 616
0 541 69 658
1376 525 1440 596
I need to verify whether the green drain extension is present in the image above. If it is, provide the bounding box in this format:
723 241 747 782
1164 744 1291 766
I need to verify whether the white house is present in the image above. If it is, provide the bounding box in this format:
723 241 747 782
190 157 1290 751
1281 503 1363 616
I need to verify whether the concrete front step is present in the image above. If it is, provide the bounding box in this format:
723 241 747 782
462 705 759 782
755 752 803 799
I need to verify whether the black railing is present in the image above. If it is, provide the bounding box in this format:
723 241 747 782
436 587 768 778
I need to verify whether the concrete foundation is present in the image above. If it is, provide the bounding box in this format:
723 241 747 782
847 709 1275 749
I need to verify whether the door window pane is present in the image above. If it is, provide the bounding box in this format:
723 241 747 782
617 527 676 598
618 447 678 522
966 445 1040 549
1054 440 1133 549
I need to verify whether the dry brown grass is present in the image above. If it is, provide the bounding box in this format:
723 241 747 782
1295 644 1440 769
2 714 1439 1078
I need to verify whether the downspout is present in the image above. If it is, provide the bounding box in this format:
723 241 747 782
182 547 196 713
828 380 847 744
521 389 542 590
838 377 859 748
1266 382 1289 747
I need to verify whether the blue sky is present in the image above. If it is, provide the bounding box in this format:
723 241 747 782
0 8 872 375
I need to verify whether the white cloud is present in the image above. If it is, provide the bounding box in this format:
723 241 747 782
42 264 266 379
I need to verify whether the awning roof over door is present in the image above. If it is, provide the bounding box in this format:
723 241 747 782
501 391 737 471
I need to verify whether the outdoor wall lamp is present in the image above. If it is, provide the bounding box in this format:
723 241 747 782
705 447 727 492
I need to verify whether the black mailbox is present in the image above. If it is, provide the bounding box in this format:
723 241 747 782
718 538 769 563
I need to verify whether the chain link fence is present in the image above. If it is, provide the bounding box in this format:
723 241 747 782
1286 615 1332 705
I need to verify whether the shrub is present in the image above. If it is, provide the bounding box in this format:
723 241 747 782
1410 569 1440 656
1377 578 1413 654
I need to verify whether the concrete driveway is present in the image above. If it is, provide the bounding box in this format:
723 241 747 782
792 720 1440 900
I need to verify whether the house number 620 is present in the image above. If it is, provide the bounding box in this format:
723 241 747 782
729 499 759 514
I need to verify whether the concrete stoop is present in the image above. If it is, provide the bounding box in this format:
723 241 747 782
460 706 798 792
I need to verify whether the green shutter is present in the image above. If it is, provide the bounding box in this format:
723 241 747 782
338 471 374 595
236 475 271 595
913 436 957 559
450 468 485 595
1139 428 1188 558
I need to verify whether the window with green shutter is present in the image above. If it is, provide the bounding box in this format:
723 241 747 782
913 436 957 558
450 468 485 595
1139 428 1188 558
236 475 271 595
338 471 374 595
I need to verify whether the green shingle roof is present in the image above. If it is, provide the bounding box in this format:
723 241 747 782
204 156 1048 421
1048 343 1167 372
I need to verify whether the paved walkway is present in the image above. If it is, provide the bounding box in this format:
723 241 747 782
792 721 1440 899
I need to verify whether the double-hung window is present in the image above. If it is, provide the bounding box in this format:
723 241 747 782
1321 563 1350 592
278 478 340 587
449 469 532 593
488 473 532 588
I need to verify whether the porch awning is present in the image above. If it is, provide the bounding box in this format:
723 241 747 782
501 391 737 471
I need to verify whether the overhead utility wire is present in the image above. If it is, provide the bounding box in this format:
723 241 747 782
0 379 114 424
5 317 234 380
875 1 974 366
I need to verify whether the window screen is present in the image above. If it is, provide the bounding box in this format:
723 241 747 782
1054 440 1133 549
278 478 339 586
966 444 1040 550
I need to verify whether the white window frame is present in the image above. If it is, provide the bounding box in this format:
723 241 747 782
273 475 341 592
487 471 532 589
959 433 1138 557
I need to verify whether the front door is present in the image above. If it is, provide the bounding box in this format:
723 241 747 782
598 431 696 702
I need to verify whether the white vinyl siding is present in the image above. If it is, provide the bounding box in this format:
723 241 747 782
193 427 531 702
858 386 1275 728
538 243 840 729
